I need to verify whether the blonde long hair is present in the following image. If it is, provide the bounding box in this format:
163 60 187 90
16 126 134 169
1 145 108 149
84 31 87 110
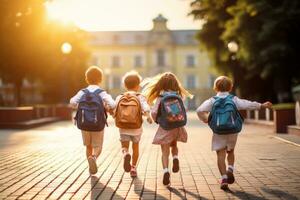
141 72 193 105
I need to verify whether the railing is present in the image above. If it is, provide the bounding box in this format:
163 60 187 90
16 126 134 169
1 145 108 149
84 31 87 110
243 106 296 134
244 109 274 125
0 104 72 129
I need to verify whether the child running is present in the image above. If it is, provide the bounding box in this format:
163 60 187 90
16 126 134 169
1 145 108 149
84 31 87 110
114 71 153 177
142 72 193 186
197 76 272 190
70 66 116 175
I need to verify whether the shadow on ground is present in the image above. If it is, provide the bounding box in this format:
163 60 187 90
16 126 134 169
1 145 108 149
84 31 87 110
90 176 123 200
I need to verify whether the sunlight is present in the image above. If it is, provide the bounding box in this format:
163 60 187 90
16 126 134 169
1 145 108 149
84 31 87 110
45 0 75 24
45 0 201 31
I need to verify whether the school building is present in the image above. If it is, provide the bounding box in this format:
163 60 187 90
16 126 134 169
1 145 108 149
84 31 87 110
89 14 215 109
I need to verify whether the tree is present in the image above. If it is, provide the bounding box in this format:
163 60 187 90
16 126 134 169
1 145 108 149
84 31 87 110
190 0 300 103
0 0 90 105
0 0 46 105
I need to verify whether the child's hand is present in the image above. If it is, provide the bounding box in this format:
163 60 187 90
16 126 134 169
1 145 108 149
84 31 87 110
203 118 209 123
261 101 273 109
107 108 115 116
147 117 153 124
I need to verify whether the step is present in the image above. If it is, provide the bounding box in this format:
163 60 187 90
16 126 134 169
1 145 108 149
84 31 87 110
0 117 61 129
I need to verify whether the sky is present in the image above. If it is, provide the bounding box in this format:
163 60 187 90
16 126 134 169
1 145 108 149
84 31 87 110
46 0 202 31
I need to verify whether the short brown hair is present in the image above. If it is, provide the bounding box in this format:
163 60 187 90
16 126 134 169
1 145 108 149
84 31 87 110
122 71 142 90
85 66 103 85
213 76 233 92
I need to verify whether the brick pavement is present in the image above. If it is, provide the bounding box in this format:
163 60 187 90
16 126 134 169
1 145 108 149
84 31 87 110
0 112 299 200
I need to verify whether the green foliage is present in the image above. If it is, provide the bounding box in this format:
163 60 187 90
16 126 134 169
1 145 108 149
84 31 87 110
0 0 90 105
190 0 300 103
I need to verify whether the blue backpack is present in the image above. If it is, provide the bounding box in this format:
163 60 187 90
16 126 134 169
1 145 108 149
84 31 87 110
74 89 107 131
208 95 243 134
156 92 187 130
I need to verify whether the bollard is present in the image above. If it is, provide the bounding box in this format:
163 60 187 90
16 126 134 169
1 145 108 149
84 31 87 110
296 101 300 126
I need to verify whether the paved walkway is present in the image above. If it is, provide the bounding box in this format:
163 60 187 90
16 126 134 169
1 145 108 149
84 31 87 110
0 113 299 200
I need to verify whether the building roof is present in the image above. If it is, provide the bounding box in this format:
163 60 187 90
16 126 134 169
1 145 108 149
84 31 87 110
89 29 199 46
89 14 199 46
153 14 168 22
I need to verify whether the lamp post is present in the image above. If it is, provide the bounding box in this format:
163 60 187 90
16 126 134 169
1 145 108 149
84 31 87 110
104 68 111 94
61 42 72 103
61 42 72 55
227 41 239 59
227 41 239 95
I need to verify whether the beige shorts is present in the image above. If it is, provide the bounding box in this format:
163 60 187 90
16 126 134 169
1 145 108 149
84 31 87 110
120 134 141 143
81 130 104 148
212 133 238 151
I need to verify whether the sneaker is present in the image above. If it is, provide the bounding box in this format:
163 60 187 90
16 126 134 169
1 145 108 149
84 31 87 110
88 156 97 175
172 158 180 173
123 153 131 172
226 169 235 184
163 172 170 186
220 178 229 190
130 166 137 178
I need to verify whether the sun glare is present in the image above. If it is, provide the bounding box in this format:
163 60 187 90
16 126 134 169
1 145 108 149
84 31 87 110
45 0 201 31
45 1 75 24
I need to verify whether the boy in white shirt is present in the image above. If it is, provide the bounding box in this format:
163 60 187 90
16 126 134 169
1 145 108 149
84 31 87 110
70 66 116 175
114 71 152 177
197 76 272 190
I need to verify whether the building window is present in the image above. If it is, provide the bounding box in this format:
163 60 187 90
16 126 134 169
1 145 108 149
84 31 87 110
134 55 142 68
209 74 216 87
186 55 195 67
186 34 194 43
156 49 165 67
186 75 196 89
135 35 143 43
112 76 121 89
92 55 98 65
187 96 197 110
112 56 120 67
113 35 120 43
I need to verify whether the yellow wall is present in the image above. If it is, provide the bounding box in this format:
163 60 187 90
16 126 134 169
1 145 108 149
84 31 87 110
90 43 214 109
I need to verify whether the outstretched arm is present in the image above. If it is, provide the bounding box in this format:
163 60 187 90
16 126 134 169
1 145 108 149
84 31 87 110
196 99 213 123
69 90 83 109
139 95 153 124
261 101 272 109
101 91 116 115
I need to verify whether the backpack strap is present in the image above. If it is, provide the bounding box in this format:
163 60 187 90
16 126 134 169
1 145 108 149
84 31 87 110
226 94 234 99
82 88 90 94
93 88 104 95
123 92 140 96
93 88 108 127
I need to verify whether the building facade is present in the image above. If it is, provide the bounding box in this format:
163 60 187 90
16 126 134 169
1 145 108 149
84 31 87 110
89 14 215 109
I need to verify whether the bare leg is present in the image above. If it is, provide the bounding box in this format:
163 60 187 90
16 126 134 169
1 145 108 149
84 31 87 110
161 144 170 169
92 132 104 159
121 141 130 154
227 149 235 166
170 140 180 173
132 142 139 166
170 140 178 157
122 141 131 172
93 146 102 159
86 145 93 158
216 149 227 176
226 149 235 184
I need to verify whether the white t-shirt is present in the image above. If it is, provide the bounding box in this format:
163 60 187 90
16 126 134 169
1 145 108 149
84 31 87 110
69 85 116 109
197 92 261 122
